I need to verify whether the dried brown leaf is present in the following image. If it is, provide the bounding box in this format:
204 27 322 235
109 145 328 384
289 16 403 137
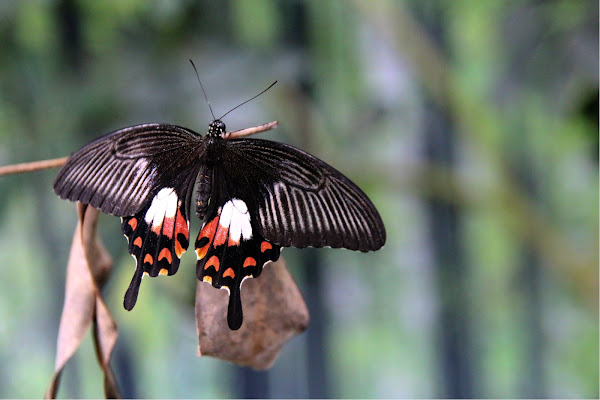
45 204 120 398
196 258 309 370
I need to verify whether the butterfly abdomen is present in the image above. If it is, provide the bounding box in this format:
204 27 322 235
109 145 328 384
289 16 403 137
195 165 212 219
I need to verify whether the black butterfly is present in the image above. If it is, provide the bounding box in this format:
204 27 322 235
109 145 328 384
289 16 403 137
54 115 385 330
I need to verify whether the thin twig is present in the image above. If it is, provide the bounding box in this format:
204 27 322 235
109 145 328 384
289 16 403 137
224 121 278 139
0 121 279 177
0 157 68 176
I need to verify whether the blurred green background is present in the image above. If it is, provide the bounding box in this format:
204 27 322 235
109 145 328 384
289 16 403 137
0 0 597 398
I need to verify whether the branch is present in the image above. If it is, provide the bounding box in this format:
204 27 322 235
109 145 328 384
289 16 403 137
0 157 68 176
0 121 279 177
223 120 278 139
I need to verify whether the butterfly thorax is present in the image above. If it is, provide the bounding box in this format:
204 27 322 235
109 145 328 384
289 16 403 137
203 119 227 165
203 134 226 166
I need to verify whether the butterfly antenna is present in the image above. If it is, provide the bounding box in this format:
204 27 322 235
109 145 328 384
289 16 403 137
189 59 216 120
219 81 277 120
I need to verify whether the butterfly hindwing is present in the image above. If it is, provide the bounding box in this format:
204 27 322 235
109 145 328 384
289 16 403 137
195 196 281 330
121 185 193 310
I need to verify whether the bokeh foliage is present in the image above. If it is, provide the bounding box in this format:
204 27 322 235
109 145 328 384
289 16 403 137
0 0 597 398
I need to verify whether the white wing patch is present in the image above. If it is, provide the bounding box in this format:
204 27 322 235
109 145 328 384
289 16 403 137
220 198 252 242
144 187 178 229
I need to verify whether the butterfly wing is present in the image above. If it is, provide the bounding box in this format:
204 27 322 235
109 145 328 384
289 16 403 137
224 138 386 252
194 165 281 330
120 182 195 310
54 124 205 309
54 123 204 217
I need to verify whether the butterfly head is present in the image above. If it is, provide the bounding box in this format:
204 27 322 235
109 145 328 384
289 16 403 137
208 119 226 137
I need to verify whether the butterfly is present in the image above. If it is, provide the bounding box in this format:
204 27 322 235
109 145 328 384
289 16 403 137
53 96 385 330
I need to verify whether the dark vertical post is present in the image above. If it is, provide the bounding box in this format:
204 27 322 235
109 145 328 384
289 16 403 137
519 247 545 398
56 0 83 72
423 98 476 398
302 249 330 398
234 368 270 399
112 339 138 399
511 154 545 398
417 7 476 397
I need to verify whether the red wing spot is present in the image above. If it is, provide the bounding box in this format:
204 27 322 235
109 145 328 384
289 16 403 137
162 216 175 239
223 267 235 279
133 237 143 248
143 253 153 265
159 268 169 276
175 209 189 240
228 236 240 246
158 248 172 263
214 225 229 246
205 255 220 271
261 241 273 253
196 218 218 260
199 218 218 241
175 240 186 258
243 257 257 268
128 218 138 230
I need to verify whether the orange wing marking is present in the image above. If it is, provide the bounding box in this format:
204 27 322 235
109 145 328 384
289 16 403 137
205 255 220 271
128 218 138 230
143 254 153 265
261 241 273 253
158 248 172 263
175 209 188 239
196 218 218 260
175 240 186 258
223 268 235 279
243 257 257 268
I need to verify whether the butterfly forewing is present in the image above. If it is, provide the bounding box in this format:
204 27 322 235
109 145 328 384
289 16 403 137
54 124 205 217
223 139 386 252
